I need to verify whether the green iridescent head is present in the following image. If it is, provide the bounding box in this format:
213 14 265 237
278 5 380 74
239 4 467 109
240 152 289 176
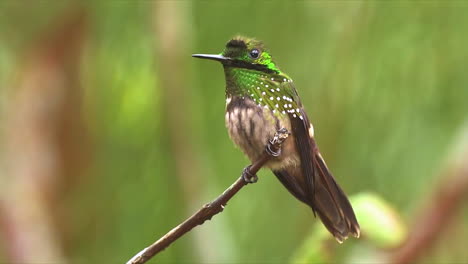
193 36 280 74
193 36 298 115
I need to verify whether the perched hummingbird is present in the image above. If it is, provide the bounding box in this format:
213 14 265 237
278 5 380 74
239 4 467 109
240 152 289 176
193 36 360 242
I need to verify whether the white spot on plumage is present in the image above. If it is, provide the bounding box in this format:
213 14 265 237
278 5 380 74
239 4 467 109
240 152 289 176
283 78 287 82
271 77 274 81
296 108 300 113
265 84 269 88
257 87 260 90
284 104 288 108
299 116 304 120
270 89 275 92
262 91 266 95
276 88 280 91
276 97 280 101
309 124 315 137
293 114 297 118
270 97 274 100
275 104 279 108
282 110 286 114
288 104 292 108
259 98 263 101
226 97 232 104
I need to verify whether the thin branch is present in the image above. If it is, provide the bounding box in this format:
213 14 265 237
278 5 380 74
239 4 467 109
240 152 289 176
126 129 290 264
390 127 468 264
390 157 468 264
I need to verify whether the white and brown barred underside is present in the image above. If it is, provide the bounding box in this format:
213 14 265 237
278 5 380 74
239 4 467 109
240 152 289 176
225 96 300 170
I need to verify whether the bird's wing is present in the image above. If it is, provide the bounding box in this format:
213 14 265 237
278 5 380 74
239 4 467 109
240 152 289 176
276 80 317 200
273 81 360 242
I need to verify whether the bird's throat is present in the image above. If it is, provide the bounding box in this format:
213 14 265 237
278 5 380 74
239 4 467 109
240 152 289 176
223 67 267 98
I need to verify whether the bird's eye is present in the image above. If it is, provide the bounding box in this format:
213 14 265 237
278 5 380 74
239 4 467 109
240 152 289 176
249 49 260 59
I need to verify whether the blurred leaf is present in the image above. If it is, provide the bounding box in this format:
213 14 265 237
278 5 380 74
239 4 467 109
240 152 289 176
290 192 406 263
351 192 407 248
289 221 330 264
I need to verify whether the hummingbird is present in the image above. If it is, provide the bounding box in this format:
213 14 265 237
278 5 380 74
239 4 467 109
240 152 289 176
193 36 360 243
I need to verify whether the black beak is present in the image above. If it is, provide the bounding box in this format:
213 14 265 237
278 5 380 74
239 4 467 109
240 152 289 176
192 54 230 62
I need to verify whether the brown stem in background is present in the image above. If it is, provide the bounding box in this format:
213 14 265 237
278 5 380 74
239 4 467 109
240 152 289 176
390 135 468 264
154 0 198 201
153 2 219 260
126 130 289 264
0 7 87 263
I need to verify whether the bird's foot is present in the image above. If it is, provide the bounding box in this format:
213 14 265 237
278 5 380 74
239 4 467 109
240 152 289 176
266 128 290 157
242 165 258 183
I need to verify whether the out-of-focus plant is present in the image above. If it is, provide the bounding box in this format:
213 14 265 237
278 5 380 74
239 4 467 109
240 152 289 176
291 192 406 263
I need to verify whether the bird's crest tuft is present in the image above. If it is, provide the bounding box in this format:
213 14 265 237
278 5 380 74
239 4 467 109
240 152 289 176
226 36 265 51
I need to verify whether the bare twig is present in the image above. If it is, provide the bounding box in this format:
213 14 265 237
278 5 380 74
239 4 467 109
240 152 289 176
390 126 468 264
390 168 468 264
126 129 290 264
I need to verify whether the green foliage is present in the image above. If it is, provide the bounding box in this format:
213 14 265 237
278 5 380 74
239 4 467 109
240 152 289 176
289 221 330 263
290 192 406 263
351 192 406 248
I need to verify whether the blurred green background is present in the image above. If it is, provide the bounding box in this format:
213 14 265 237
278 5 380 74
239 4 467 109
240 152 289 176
1 1 467 263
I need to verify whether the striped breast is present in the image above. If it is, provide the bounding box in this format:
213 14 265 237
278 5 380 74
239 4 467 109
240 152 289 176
225 96 299 170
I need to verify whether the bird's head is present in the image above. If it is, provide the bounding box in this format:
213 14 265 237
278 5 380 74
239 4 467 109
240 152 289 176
193 36 280 74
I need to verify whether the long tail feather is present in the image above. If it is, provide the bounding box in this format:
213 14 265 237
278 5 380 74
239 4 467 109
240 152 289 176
312 152 360 242
273 153 360 242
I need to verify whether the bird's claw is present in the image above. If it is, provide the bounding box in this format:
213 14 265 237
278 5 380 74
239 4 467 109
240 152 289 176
242 165 258 183
266 128 290 157
266 142 281 157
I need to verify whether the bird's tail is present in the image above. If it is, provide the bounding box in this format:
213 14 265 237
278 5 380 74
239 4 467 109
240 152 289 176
273 152 360 243
311 152 360 242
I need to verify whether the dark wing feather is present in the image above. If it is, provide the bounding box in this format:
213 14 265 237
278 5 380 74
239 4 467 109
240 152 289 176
280 82 316 199
273 169 308 205
314 152 360 239
274 81 360 242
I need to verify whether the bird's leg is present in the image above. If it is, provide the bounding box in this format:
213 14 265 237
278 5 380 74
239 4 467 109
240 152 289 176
242 165 258 183
242 128 290 184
